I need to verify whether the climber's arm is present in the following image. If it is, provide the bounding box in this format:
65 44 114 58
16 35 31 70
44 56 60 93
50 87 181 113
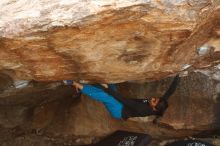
161 75 180 101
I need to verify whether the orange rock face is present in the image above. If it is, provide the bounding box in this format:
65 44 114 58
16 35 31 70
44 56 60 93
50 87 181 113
0 0 220 82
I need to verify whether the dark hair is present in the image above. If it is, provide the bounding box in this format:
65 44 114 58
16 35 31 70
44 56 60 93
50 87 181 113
155 100 168 116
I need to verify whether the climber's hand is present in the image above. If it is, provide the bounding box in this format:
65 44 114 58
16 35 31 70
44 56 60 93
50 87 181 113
101 84 108 88
73 82 83 91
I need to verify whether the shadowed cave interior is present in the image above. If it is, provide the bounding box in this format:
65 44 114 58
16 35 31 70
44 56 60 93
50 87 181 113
0 71 219 146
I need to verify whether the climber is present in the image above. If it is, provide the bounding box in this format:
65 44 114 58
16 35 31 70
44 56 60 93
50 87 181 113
63 75 180 120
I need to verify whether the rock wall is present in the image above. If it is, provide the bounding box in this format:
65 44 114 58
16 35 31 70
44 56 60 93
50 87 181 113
118 72 220 130
0 0 219 82
0 1 220 145
0 71 219 145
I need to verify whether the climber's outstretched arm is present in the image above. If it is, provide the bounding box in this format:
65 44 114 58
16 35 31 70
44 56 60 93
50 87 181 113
161 75 180 101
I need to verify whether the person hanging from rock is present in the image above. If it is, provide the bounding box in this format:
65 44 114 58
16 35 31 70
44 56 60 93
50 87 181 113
63 75 180 120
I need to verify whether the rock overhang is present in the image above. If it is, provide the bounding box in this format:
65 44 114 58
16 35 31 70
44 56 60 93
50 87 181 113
0 0 219 83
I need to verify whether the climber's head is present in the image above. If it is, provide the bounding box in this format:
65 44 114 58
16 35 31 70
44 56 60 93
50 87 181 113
147 97 168 115
147 97 160 111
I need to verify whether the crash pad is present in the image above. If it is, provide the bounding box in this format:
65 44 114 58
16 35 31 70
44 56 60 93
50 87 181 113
165 139 215 146
91 130 151 146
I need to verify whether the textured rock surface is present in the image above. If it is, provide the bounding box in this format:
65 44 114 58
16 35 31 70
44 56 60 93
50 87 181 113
0 1 220 145
0 0 220 82
0 71 219 145
118 72 220 130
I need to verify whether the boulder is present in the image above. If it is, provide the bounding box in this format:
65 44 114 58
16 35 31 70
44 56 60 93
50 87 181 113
0 0 219 82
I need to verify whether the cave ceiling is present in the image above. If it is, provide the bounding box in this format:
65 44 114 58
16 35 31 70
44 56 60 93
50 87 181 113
0 0 220 83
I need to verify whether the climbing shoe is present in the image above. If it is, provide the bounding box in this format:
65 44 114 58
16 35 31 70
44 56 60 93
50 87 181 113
63 80 74 85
